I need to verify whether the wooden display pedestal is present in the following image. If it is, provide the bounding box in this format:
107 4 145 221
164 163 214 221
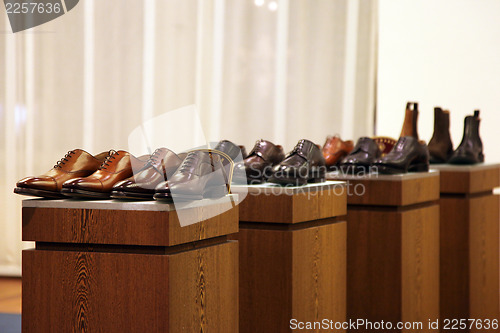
433 163 500 332
232 181 347 333
328 171 440 332
22 197 239 333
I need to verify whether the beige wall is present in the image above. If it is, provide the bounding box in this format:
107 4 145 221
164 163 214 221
377 0 500 163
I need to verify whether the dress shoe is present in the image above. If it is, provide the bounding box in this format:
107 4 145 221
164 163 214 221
339 137 381 173
448 110 484 164
61 150 149 199
110 148 183 200
268 139 325 186
428 107 454 164
400 102 419 139
14 149 109 199
374 136 429 174
236 139 285 184
322 135 354 169
153 140 245 200
154 150 229 201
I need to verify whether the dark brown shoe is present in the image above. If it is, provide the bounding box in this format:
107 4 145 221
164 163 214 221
155 150 229 201
374 137 430 174
14 149 109 198
61 150 149 199
448 110 484 164
268 139 326 186
322 135 354 169
428 107 454 164
236 139 285 184
340 137 382 174
110 148 183 200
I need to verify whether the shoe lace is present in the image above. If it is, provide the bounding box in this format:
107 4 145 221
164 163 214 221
99 150 119 170
148 148 163 165
179 153 198 172
292 140 305 154
53 150 76 169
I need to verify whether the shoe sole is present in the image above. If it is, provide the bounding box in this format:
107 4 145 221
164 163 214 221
61 188 110 199
448 154 484 165
110 191 154 201
267 172 325 186
166 185 228 202
376 162 429 175
14 187 65 199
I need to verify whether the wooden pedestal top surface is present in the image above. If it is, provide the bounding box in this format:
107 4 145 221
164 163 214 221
431 163 500 194
22 195 238 247
232 181 347 223
327 170 440 207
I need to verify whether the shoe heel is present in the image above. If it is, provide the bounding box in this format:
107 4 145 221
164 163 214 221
408 162 429 172
204 185 227 199
479 153 485 163
308 169 326 183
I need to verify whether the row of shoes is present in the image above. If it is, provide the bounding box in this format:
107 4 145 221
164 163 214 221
14 140 244 201
14 138 330 201
320 102 485 174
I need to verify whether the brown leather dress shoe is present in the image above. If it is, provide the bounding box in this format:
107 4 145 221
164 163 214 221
322 135 354 169
61 150 149 199
268 139 326 186
14 149 109 199
111 148 183 200
235 139 285 184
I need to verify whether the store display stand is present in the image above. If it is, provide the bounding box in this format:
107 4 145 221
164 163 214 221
232 181 347 333
327 171 440 332
22 197 239 333
433 163 500 332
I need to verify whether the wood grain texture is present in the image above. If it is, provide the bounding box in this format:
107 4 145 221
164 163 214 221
238 187 347 223
328 175 440 206
347 205 439 332
439 166 500 194
22 204 238 246
238 221 346 333
22 241 238 333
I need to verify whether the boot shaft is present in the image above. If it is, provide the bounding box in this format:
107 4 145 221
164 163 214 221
400 102 419 139
460 110 482 148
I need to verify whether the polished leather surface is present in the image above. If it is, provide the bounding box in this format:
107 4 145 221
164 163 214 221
156 150 227 200
112 148 183 195
62 151 149 194
374 136 429 174
214 140 244 161
322 135 354 168
268 139 325 185
428 107 454 163
16 149 109 193
449 110 484 164
340 137 381 171
236 139 285 182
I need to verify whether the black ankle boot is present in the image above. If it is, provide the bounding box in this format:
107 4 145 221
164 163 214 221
428 107 454 163
448 110 484 164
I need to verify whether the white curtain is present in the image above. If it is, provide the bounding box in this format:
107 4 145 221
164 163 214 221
0 0 378 276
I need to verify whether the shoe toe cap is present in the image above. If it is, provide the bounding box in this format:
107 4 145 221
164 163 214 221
17 176 57 191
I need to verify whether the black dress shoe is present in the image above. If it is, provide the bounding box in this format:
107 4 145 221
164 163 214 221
339 137 381 173
154 150 228 201
374 136 429 174
268 139 325 186
110 148 183 200
235 139 285 184
448 110 484 165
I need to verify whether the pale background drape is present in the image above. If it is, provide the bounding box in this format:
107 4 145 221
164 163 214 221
0 0 378 276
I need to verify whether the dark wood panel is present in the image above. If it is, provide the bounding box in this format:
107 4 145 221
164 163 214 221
22 204 238 246
22 241 238 333
238 221 346 333
238 187 346 223
439 166 500 194
347 205 439 332
328 174 440 207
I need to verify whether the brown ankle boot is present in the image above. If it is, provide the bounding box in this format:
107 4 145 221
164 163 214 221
428 107 454 163
400 102 419 139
